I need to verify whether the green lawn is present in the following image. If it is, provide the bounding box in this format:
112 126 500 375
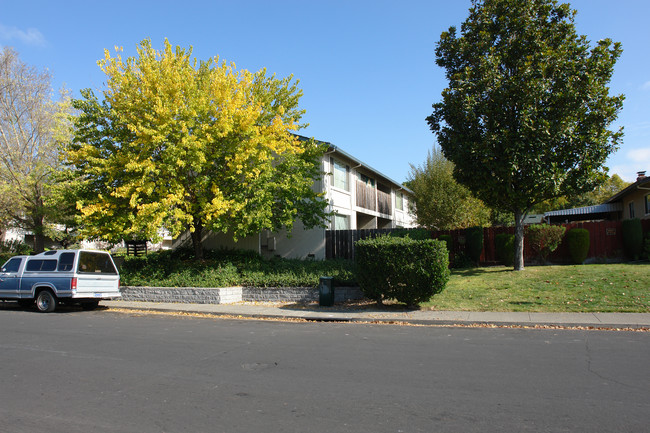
422 263 650 313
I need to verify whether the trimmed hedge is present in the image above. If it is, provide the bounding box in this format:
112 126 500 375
465 226 484 264
120 248 356 288
622 218 643 260
494 233 515 266
355 235 450 306
566 228 590 264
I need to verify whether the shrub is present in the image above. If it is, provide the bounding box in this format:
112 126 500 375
465 226 483 264
450 251 475 269
355 235 450 307
644 232 650 261
0 240 32 255
437 235 452 253
0 240 33 266
622 218 643 260
566 228 590 264
494 233 515 266
525 224 566 263
389 228 431 240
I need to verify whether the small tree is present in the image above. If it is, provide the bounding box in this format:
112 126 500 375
526 224 566 264
408 147 491 230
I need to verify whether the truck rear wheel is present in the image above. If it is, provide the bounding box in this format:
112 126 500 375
36 290 57 313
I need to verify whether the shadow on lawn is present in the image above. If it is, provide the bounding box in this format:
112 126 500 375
453 267 514 277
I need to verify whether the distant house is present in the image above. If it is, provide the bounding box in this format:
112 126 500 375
174 139 417 259
544 171 649 224
605 171 650 220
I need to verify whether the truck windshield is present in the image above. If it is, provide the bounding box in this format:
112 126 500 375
2 257 23 273
77 251 117 274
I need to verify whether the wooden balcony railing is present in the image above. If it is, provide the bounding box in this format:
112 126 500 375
356 181 376 211
377 190 391 215
356 181 392 215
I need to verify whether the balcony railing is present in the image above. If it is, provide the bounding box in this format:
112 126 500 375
356 181 392 215
356 181 377 211
377 190 391 215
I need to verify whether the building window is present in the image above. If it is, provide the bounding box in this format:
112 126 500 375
396 192 404 211
358 172 375 187
628 201 635 219
331 158 349 191
334 214 349 230
645 195 650 215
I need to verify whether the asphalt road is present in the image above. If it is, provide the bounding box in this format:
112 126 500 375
0 307 648 433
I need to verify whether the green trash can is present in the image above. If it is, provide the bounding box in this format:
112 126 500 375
319 276 335 307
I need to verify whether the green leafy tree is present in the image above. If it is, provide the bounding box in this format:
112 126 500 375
427 0 624 270
408 147 491 230
0 47 73 252
66 39 328 259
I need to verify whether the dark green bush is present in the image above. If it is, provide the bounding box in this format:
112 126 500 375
525 224 566 263
437 235 452 253
450 251 475 269
622 218 643 260
465 226 484 264
355 235 450 306
389 228 431 240
566 228 590 264
494 233 515 266
644 232 650 261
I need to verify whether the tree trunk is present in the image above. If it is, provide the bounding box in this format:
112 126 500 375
513 210 526 271
190 219 204 260
32 214 46 254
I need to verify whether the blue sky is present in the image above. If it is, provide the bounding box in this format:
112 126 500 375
2 0 648 184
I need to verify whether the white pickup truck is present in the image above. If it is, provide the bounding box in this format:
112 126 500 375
0 249 121 312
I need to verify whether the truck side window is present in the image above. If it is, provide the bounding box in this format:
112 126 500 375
57 252 75 272
26 260 58 272
1 257 22 273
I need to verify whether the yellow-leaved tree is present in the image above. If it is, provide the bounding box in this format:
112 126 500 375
66 39 328 259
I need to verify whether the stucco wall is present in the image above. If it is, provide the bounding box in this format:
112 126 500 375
623 187 650 220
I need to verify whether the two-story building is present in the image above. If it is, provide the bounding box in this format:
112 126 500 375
178 141 417 260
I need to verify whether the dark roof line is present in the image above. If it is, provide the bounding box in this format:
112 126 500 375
294 134 414 194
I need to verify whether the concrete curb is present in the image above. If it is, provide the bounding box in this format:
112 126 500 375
102 300 650 330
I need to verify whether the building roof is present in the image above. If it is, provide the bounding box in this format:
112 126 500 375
544 203 622 218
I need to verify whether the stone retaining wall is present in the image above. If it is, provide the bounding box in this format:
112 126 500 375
120 286 364 304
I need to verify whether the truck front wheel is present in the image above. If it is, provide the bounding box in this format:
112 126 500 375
36 290 57 313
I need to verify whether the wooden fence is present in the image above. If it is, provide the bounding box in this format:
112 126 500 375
125 240 148 256
325 220 650 264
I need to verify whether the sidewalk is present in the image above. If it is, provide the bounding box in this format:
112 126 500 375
102 300 650 329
